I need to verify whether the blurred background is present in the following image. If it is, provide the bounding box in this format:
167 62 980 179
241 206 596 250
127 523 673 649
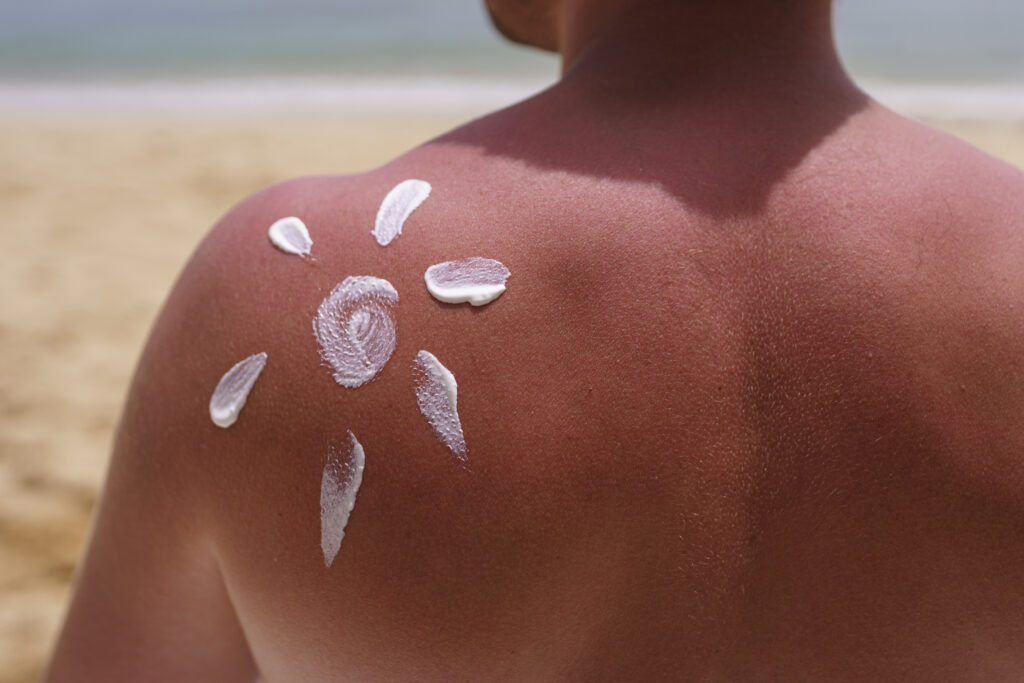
0 1 1022 681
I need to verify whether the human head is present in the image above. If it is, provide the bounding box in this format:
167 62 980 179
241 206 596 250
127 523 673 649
484 0 560 52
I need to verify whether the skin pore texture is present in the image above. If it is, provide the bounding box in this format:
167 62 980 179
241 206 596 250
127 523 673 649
47 1 1024 681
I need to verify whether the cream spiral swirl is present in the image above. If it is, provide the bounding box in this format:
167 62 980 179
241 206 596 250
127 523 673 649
313 276 398 388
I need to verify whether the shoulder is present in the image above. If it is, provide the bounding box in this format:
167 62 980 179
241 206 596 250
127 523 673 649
786 105 1024 296
852 112 1024 493
133 153 597 676
763 106 1024 492
147 147 552 530
880 115 1024 320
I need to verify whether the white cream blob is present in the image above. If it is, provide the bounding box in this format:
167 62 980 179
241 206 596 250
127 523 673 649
321 430 365 568
424 257 510 306
209 352 267 428
413 350 466 461
372 179 431 246
268 216 313 258
313 276 398 388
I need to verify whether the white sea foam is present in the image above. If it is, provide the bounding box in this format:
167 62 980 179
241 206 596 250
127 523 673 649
861 80 1024 121
1 78 1022 121
0 77 549 116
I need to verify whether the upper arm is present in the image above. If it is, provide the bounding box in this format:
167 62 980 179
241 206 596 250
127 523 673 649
43 421 257 682
38 180 317 682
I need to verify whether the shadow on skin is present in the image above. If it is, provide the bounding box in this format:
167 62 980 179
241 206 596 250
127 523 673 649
435 80 870 219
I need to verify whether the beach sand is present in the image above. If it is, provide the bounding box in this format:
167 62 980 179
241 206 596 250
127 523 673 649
1 113 1022 683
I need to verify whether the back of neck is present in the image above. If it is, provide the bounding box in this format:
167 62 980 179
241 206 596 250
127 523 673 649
558 0 852 99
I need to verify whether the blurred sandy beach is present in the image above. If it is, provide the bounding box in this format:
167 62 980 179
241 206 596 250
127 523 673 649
0 109 1023 682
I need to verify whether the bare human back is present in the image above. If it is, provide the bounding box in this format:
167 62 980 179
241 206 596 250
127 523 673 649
46 1 1024 681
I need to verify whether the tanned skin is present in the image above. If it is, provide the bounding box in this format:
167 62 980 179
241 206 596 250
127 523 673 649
46 1 1024 680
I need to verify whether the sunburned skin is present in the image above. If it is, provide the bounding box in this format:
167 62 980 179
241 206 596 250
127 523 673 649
208 352 267 428
313 276 398 388
424 257 510 306
371 179 431 246
45 2 1024 680
267 216 313 258
320 431 366 568
413 349 466 461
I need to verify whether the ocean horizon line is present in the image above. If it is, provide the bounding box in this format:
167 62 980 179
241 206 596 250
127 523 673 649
1 76 1023 122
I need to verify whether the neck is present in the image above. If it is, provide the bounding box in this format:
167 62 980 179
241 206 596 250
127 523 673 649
557 0 849 96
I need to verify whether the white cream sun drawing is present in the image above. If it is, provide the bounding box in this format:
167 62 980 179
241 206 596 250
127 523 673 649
205 178 511 567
